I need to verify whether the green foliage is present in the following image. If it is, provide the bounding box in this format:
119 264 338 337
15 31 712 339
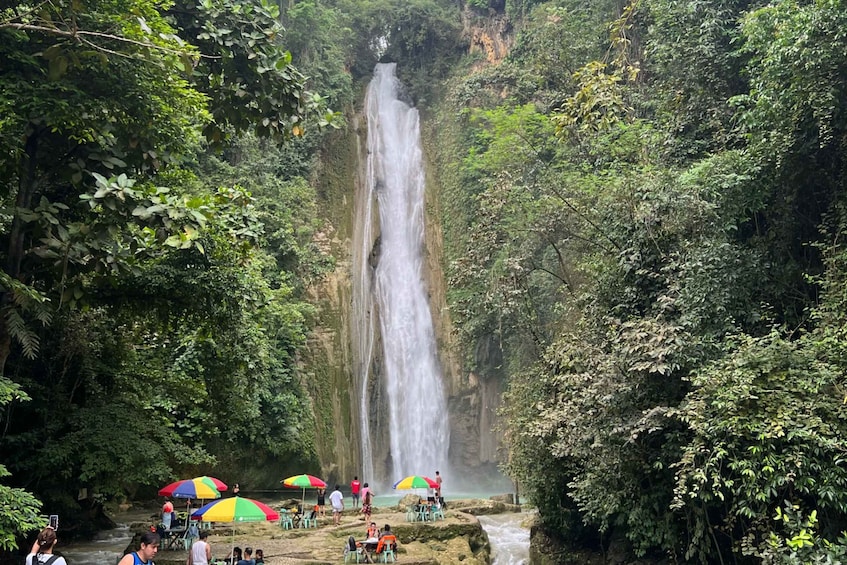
436 0 847 562
170 0 337 144
0 378 41 550
281 0 355 108
641 0 750 158
673 333 847 561
0 0 330 531
339 0 465 101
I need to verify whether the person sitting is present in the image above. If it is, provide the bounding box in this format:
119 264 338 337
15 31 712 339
426 487 436 503
236 546 255 565
365 522 379 540
223 546 242 565
375 524 397 556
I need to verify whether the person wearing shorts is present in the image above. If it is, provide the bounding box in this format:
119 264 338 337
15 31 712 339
350 476 361 509
329 484 344 526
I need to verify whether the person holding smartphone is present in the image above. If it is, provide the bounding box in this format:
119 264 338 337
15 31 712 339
26 526 68 565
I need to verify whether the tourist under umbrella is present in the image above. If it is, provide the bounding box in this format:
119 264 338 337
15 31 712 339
191 496 279 560
159 476 227 526
393 475 438 494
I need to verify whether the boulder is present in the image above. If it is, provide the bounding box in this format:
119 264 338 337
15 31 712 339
489 494 514 504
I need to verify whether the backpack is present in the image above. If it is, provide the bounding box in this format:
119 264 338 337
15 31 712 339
29 556 59 565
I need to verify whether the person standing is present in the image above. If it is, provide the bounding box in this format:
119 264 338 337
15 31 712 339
188 531 211 565
435 471 443 500
329 484 345 526
162 497 174 530
362 483 374 520
350 476 361 509
360 482 372 507
118 531 160 565
26 527 68 565
316 487 326 517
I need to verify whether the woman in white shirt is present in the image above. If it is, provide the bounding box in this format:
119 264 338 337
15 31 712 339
26 527 68 565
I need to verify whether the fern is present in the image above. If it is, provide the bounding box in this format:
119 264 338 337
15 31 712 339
0 272 53 359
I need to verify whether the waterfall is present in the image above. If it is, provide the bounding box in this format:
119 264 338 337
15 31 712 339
355 63 450 481
351 129 377 484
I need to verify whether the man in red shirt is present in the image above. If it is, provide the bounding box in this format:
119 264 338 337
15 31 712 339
350 476 361 509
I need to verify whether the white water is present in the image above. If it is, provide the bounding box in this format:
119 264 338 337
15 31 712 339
352 100 378 484
359 63 450 479
478 513 532 565
60 523 132 565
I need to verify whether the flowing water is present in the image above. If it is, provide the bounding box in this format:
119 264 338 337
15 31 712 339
478 513 532 565
355 63 450 479
60 523 132 565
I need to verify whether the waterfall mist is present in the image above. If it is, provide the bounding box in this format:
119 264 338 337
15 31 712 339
354 63 450 483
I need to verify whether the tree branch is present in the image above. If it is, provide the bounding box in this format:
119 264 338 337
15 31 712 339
0 22 219 59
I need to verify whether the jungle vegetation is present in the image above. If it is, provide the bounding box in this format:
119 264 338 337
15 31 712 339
434 0 847 563
2 0 847 563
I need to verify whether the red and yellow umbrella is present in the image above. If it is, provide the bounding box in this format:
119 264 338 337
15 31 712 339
190 496 279 522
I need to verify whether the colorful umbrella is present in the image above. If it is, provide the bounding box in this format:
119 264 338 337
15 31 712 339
190 496 279 522
191 497 279 558
282 474 327 509
393 475 438 490
282 474 327 489
158 476 226 499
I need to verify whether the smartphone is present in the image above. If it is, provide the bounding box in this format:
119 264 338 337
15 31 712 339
49 515 58 531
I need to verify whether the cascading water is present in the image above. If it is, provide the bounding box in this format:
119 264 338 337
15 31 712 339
478 513 532 565
355 63 450 480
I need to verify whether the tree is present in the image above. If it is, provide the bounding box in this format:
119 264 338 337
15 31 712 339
0 377 42 551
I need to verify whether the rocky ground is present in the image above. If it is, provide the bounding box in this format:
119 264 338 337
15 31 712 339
146 497 521 565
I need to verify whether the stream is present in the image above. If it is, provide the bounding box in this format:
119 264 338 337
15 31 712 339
60 523 133 565
478 512 532 565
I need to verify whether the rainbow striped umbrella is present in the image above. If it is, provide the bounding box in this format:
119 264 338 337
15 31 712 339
190 496 280 522
191 497 279 558
282 474 327 508
393 475 438 490
158 476 227 499
282 474 327 489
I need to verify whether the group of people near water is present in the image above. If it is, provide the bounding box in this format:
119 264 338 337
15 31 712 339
25 472 443 565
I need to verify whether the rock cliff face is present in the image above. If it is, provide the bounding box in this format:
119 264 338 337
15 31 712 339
463 7 514 65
